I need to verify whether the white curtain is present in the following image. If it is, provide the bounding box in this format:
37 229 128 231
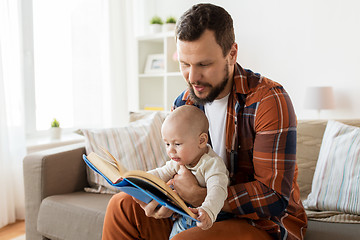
102 0 132 126
0 0 26 228
0 0 133 228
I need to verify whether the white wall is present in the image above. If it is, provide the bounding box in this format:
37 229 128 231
131 0 360 119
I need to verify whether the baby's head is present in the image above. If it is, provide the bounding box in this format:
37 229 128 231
161 105 209 166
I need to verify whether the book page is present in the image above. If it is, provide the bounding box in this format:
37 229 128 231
86 148 196 219
99 146 128 176
125 173 178 203
86 152 122 183
124 170 196 219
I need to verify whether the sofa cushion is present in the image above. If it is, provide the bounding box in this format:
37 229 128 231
303 120 360 215
297 119 360 201
296 120 327 200
305 220 360 240
81 111 168 193
37 192 113 240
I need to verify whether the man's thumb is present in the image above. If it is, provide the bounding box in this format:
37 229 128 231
178 164 187 173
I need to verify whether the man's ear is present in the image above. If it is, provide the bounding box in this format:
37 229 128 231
228 42 238 65
199 133 208 148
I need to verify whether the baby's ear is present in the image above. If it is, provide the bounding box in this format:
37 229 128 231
199 133 208 148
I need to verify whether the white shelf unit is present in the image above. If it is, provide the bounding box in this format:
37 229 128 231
137 31 187 111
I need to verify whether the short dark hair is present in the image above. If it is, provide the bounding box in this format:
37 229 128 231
176 3 235 56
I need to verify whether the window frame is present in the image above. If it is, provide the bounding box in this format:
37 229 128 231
22 0 78 138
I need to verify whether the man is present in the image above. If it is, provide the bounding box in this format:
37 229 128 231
102 3 307 240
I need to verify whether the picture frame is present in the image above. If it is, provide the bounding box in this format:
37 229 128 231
144 54 165 74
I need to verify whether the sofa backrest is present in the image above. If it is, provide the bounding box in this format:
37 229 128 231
296 119 360 200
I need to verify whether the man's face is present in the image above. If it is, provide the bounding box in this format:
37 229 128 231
177 30 237 104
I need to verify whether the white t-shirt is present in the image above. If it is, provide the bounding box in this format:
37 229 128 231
204 94 229 164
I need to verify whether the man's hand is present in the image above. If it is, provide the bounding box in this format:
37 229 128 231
173 165 206 207
189 207 212 230
133 198 173 219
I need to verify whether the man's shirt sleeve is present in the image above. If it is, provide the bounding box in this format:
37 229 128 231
227 86 297 219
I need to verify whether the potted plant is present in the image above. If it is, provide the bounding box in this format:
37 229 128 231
149 16 163 34
50 118 61 140
163 16 176 32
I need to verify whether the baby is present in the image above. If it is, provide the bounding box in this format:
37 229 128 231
148 105 229 238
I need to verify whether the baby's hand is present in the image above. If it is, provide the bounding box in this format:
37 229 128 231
189 207 213 230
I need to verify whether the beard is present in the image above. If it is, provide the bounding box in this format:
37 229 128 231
188 62 230 105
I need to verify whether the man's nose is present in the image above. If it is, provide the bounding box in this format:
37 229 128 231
189 66 201 84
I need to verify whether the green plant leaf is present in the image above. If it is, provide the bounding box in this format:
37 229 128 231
150 16 163 25
166 16 176 24
51 118 60 128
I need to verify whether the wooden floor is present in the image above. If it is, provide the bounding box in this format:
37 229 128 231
0 220 25 240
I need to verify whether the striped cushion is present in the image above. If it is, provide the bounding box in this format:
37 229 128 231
303 120 360 215
81 112 168 193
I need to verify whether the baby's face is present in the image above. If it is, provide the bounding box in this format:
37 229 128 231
162 122 204 167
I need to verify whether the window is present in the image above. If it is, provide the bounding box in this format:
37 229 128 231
29 0 109 132
24 0 132 137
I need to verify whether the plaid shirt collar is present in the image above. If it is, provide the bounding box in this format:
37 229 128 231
233 63 251 95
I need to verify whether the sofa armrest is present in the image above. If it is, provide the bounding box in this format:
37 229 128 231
23 143 87 240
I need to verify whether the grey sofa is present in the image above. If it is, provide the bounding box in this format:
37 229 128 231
23 120 360 240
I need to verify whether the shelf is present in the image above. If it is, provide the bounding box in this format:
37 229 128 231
137 31 183 111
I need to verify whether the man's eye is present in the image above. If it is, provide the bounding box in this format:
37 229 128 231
200 63 209 67
175 143 181 146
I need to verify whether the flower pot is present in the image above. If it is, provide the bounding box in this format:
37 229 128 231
51 127 62 140
150 24 162 34
163 23 176 32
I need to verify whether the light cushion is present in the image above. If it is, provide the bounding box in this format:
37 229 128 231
81 112 168 193
303 120 360 215
129 110 168 122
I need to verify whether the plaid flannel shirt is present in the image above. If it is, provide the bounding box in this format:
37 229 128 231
173 63 307 240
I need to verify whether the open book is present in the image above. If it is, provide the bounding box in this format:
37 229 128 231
83 147 197 221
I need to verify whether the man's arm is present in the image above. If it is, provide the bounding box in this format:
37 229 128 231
172 169 288 217
134 198 174 219
172 165 207 207
226 86 297 219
